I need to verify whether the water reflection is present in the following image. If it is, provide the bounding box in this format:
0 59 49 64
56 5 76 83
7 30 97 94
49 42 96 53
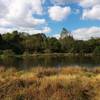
0 54 100 69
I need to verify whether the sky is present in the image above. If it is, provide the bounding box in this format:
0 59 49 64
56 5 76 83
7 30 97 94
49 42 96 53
0 0 100 40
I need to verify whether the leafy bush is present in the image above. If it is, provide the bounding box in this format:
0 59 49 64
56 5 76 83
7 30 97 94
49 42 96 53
2 50 15 57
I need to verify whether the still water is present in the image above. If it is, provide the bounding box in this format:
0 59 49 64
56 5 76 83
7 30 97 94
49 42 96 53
0 54 100 69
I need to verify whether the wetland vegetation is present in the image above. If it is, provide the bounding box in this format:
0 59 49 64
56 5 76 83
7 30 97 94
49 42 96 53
0 67 100 100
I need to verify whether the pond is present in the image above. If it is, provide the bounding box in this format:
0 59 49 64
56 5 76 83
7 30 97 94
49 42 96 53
0 54 100 70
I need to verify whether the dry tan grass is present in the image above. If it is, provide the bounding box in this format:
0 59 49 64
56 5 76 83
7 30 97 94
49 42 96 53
0 66 100 100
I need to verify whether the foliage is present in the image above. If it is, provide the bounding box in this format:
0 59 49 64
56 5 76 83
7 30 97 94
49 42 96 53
47 37 61 52
0 28 100 55
2 49 15 57
2 50 15 57
93 46 100 55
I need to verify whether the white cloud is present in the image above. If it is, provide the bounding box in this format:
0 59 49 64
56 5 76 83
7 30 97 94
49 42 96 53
73 26 100 40
79 0 100 8
42 27 51 33
0 26 51 34
53 34 60 39
0 0 47 32
82 5 100 20
50 0 100 8
50 0 81 5
51 0 100 20
48 6 71 21
79 0 100 20
0 0 53 34
0 0 8 18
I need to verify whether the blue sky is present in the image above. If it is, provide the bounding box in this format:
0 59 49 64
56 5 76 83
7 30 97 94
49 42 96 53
0 0 100 40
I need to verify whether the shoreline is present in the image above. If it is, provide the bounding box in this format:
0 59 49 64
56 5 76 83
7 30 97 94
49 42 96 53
8 53 100 57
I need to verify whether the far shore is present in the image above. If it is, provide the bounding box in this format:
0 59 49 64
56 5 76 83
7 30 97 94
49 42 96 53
15 53 100 57
0 52 100 58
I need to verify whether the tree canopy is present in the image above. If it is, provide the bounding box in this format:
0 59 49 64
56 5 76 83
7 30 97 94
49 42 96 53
0 28 100 55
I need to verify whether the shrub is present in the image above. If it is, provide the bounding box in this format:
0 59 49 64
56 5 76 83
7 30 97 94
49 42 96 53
1 50 15 58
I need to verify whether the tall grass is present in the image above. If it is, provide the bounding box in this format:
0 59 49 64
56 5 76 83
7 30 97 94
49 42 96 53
0 66 100 100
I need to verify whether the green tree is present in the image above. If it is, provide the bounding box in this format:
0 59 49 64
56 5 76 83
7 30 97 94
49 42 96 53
22 33 47 53
60 36 74 53
2 31 24 54
47 37 61 52
93 46 100 55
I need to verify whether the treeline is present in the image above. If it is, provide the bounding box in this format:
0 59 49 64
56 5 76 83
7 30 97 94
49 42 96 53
0 30 100 55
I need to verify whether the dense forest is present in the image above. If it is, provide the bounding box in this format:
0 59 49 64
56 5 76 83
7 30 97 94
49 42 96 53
0 28 100 55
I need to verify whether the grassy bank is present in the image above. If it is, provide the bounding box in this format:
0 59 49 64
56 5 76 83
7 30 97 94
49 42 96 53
0 67 100 100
